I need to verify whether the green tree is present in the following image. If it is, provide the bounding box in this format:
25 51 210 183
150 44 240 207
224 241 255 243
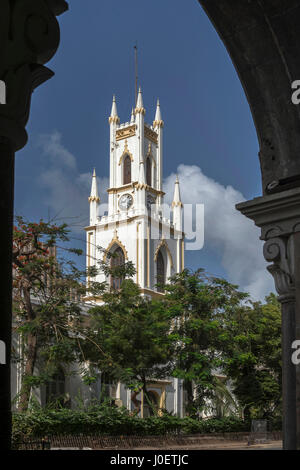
164 269 247 417
12 217 87 411
220 293 282 421
83 262 173 415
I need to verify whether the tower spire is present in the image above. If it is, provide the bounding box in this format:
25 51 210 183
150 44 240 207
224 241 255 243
153 99 164 128
134 43 138 106
89 168 100 226
130 107 135 123
172 175 183 232
172 175 182 207
135 87 145 115
109 95 120 124
89 168 100 202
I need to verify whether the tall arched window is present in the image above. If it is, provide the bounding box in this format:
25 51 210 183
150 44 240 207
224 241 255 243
146 157 152 186
110 246 125 290
156 250 165 293
123 155 131 185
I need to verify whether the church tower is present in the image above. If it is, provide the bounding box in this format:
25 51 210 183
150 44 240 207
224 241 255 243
85 89 184 297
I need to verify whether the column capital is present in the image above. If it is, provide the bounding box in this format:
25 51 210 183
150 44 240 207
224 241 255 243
0 0 68 151
264 239 295 300
236 188 300 300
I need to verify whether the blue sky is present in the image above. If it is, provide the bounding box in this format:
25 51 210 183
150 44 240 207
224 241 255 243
14 0 274 299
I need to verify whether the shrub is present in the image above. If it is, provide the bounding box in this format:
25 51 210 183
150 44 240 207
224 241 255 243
12 404 255 446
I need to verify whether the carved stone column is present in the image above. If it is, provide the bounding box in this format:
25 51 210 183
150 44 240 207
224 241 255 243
0 0 68 450
237 187 300 449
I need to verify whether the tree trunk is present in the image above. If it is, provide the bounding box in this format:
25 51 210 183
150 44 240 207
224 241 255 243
131 389 142 414
18 332 37 412
184 380 194 416
142 379 158 416
17 286 37 412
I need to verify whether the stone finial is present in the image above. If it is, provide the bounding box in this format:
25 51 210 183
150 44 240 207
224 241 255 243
109 95 120 124
153 99 164 128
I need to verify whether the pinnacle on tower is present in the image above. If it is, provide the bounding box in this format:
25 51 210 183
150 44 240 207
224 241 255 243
135 87 145 115
109 95 120 124
172 174 183 208
89 168 100 203
130 107 135 123
153 99 164 128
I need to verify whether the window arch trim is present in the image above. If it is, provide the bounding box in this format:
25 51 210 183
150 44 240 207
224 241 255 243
103 237 128 262
154 240 173 268
118 140 134 166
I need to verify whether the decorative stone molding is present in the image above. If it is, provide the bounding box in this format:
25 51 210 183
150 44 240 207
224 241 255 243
153 119 164 128
236 187 300 240
263 236 295 299
144 126 158 144
108 115 120 125
154 239 174 269
134 107 146 115
103 232 128 261
116 125 136 141
236 188 300 300
146 142 156 168
88 196 100 203
118 140 134 165
172 201 183 208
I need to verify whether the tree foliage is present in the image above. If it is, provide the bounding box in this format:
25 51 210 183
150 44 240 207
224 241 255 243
12 216 87 411
163 269 248 416
84 275 173 415
219 293 282 420
12 217 281 422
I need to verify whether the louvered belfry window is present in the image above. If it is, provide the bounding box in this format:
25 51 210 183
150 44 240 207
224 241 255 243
146 157 152 186
123 155 131 185
110 246 125 290
157 250 165 293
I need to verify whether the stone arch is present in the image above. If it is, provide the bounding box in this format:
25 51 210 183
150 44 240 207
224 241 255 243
103 236 128 262
118 140 134 166
146 144 156 187
154 241 173 292
198 0 300 194
198 1 300 450
154 239 173 269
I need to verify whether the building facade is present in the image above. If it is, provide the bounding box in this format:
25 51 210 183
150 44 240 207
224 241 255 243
11 89 188 417
84 89 186 416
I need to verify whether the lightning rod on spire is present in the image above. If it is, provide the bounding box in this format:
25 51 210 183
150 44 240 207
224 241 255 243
134 42 138 106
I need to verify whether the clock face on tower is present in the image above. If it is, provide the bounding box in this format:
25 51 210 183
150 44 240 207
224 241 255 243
119 193 133 211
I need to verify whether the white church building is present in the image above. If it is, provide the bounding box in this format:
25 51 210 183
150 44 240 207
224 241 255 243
11 88 188 417
83 89 186 417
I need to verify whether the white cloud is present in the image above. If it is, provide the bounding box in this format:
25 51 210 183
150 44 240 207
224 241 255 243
164 164 274 300
37 133 274 300
38 131 77 170
37 131 108 231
